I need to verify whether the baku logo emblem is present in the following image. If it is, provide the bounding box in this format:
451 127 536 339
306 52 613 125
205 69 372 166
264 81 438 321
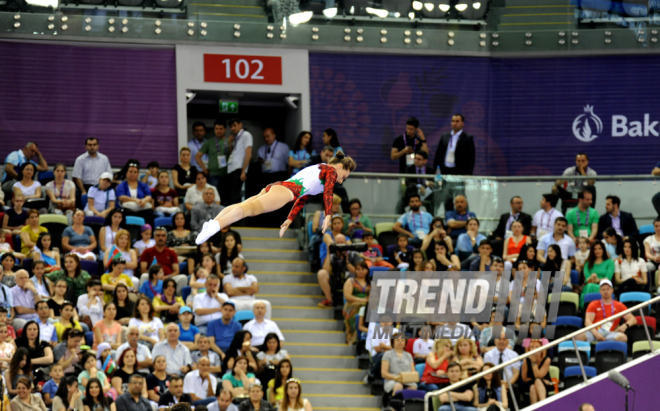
572 105 603 142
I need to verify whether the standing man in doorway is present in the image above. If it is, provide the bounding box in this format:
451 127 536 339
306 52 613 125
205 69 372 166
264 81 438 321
227 118 253 205
391 117 429 173
433 114 476 212
257 127 290 186
188 122 208 167
196 120 230 206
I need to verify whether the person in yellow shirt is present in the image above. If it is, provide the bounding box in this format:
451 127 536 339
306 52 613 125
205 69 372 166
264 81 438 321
101 259 134 303
54 301 83 342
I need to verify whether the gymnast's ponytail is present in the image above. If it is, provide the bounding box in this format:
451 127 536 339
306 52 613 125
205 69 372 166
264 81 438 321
329 150 357 172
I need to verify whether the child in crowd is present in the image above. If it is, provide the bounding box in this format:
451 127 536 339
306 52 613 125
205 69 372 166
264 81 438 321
422 260 434 271
142 161 160 189
190 266 209 297
139 265 164 300
3 194 27 235
411 249 425 271
133 224 155 258
574 237 590 274
469 239 494 271
360 232 394 269
0 307 16 340
394 234 412 270
178 306 200 351
42 363 64 407
0 229 11 253
96 342 116 379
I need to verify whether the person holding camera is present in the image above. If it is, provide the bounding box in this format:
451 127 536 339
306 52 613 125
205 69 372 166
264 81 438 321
317 234 364 309
391 117 429 173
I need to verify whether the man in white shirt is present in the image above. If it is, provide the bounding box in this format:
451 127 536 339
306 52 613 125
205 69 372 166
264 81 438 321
208 390 239 411
531 193 563 240
223 258 271 319
188 122 208 166
72 137 113 195
536 217 576 264
35 300 57 345
115 326 154 372
227 118 253 205
193 275 230 334
483 329 520 400
152 323 193 377
242 301 284 347
257 128 290 176
183 356 217 407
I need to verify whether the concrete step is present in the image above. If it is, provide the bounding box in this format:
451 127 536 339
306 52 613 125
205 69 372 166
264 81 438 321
300 381 372 395
291 355 357 369
292 369 364 382
285 343 356 356
259 283 320 296
264 296 324 307
248 261 311 272
253 272 316 283
243 238 300 250
273 318 344 331
304 394 379 410
282 330 346 344
272 307 335 319
242 249 307 261
235 227 296 239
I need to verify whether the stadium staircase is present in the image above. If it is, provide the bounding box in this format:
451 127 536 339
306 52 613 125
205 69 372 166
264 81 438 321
490 0 576 32
188 0 267 23
237 227 380 411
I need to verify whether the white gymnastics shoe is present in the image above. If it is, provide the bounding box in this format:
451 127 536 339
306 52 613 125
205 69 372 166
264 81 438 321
196 220 221 244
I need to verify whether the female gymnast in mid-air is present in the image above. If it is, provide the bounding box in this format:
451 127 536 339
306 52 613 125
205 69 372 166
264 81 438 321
196 151 356 243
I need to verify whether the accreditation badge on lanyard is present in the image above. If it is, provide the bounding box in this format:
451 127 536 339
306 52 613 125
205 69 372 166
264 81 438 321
598 300 615 333
215 138 227 168
578 208 590 238
264 141 278 172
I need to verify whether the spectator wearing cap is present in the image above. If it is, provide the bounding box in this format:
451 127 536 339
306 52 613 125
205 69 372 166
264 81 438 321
191 187 225 233
208 389 239 411
223 258 271 319
207 301 241 359
152 323 193 377
577 279 636 343
116 326 154 372
183 355 218 407
84 172 116 218
242 301 284 347
133 224 155 258
193 275 230 334
178 306 201 351
72 137 113 196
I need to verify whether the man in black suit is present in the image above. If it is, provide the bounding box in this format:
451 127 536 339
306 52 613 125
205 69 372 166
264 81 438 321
597 195 638 239
403 151 435 212
433 114 476 212
493 196 533 239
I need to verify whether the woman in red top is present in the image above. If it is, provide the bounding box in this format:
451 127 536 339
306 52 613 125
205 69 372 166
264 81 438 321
502 221 531 265
419 339 453 392
196 151 355 242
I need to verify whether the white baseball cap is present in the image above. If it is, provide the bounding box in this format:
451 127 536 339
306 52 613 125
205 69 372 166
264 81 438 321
599 279 613 288
99 172 113 181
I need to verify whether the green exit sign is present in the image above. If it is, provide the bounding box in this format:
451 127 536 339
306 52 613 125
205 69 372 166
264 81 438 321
219 100 238 113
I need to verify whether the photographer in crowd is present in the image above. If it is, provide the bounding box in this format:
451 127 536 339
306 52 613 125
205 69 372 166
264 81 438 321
316 234 367 309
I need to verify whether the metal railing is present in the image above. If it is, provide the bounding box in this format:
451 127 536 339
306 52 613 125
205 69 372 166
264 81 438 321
423 294 660 411
349 172 659 181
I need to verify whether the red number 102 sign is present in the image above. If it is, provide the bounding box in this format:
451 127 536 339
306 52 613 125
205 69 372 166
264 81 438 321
204 54 283 85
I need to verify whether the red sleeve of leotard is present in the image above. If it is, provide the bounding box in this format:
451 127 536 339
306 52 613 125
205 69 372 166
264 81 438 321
319 165 338 217
287 195 309 222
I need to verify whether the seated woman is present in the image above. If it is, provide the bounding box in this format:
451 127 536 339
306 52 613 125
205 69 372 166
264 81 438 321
84 173 116 218
77 352 110 395
167 212 195 249
62 209 98 261
115 161 154 224
53 375 84 411
12 163 42 202
221 355 256 398
1 253 18 288
83 377 117 411
3 194 27 236
542 244 573 292
5 347 33 398
215 233 242 278
502 220 531 268
521 339 552 405
421 217 454 255
45 164 76 223
473 363 507 411
190 266 210 298
508 260 543 330
12 321 55 367
580 242 615 310
129 296 164 349
33 233 61 273
381 337 417 396
101 259 135 304
54 328 84 375
343 261 370 345
223 331 258 372
267 359 292 408
54 302 83 342
288 131 316 176
103 229 138 285
451 338 484 380
10 377 46 410
92 302 123 351
431 242 461 271
602 227 623 260
19 209 47 259
47 254 91 304
279 378 313 411
343 199 373 240
614 238 648 298
257 333 290 375
456 218 486 266
111 348 147 397
133 224 155 258
99 209 125 255
172 147 198 198
419 339 453 392
152 278 185 324
151 171 180 218
189 240 215 276
112 284 135 327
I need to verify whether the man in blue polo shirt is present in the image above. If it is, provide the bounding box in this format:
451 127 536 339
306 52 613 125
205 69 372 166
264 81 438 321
446 194 476 240
207 301 241 360
393 194 433 247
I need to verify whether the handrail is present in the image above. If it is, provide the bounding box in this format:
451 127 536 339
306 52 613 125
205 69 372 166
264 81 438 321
351 172 658 181
423 294 660 411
